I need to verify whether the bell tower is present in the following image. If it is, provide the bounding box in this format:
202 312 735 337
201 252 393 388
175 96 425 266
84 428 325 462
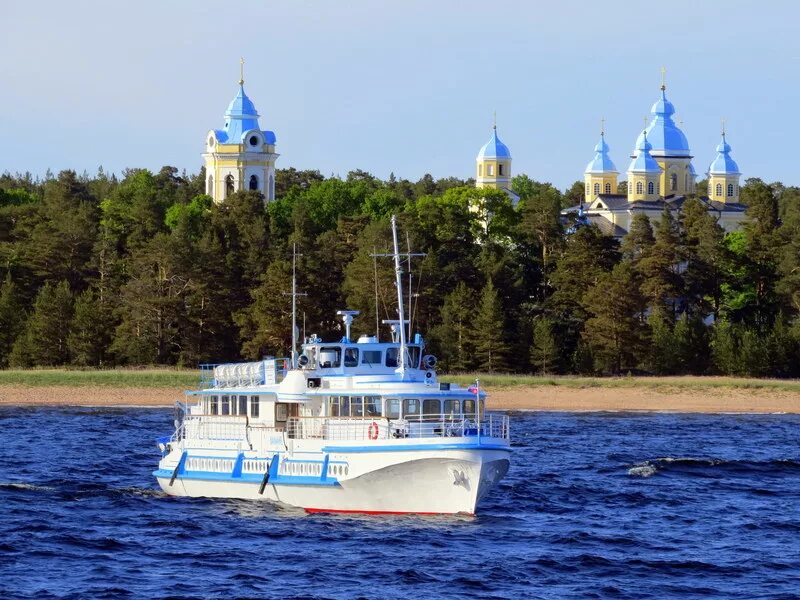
203 59 279 204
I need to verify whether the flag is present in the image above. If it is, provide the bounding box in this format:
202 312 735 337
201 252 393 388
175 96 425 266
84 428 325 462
468 384 479 395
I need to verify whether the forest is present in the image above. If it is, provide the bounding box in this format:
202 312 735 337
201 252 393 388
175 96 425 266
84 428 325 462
0 165 799 377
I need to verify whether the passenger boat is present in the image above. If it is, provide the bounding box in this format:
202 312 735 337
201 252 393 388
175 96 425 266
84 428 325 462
153 216 511 515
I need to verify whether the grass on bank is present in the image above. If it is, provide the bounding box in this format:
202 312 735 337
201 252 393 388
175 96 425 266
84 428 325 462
1 368 800 393
0 368 200 389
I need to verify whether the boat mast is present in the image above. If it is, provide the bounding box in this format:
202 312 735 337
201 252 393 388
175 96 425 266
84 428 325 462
286 243 306 368
390 215 408 376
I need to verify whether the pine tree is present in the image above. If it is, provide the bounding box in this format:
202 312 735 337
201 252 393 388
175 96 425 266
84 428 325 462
710 321 739 375
10 281 74 366
530 316 557 374
473 281 510 372
673 312 710 374
236 259 294 360
638 206 683 315
647 309 679 375
0 275 24 367
434 282 477 371
68 289 113 366
582 261 647 374
681 197 727 318
620 213 654 262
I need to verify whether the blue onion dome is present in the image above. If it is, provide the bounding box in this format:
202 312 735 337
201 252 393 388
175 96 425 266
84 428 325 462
628 132 662 173
708 133 740 175
585 132 618 174
477 126 512 160
635 88 691 157
215 84 262 143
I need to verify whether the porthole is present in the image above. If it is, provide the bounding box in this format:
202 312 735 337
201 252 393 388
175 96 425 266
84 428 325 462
249 135 259 146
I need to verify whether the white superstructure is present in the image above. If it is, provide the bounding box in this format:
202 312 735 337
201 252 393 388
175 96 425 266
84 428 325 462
154 217 511 515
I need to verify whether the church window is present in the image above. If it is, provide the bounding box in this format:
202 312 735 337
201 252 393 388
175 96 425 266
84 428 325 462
593 183 600 195
715 183 723 197
636 181 643 194
604 182 611 194
478 164 482 176
249 135 259 147
499 164 504 176
670 173 677 191
648 181 654 195
487 165 494 176
207 175 213 195
249 175 259 191
727 183 734 197
225 174 235 198
585 183 590 195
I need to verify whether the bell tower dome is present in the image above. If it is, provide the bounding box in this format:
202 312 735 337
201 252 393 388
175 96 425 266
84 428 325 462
476 116 512 191
584 122 619 203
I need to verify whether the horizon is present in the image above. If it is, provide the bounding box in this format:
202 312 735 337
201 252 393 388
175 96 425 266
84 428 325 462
2 1 798 190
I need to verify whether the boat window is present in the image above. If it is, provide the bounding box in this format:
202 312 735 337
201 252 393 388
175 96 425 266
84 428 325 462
351 397 364 417
221 395 230 415
423 398 441 417
209 395 219 415
319 347 341 368
408 345 421 368
463 399 476 417
250 396 259 418
276 404 288 422
329 396 339 417
384 398 400 419
403 398 420 417
344 347 359 367
338 396 350 417
385 347 399 367
238 395 247 416
444 399 460 416
365 396 381 417
362 350 382 365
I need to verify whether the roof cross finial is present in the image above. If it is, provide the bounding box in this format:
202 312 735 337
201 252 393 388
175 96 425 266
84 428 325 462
239 57 245 86
493 110 497 131
721 117 726 137
660 66 666 91
600 117 605 136
643 115 648 133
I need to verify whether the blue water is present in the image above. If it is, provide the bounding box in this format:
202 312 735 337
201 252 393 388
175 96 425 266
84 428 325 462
1 408 799 599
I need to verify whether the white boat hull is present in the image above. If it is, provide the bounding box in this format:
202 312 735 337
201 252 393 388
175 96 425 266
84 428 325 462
156 448 509 515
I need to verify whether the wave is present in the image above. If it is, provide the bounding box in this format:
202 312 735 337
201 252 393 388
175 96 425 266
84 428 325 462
627 457 800 477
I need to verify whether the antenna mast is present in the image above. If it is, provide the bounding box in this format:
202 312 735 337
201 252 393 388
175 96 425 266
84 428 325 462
373 246 380 340
391 216 408 376
284 243 306 368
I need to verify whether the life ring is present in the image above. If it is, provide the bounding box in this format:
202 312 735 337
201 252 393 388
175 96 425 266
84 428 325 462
368 421 379 440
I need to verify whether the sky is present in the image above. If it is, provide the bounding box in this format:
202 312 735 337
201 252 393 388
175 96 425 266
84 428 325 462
1 0 798 190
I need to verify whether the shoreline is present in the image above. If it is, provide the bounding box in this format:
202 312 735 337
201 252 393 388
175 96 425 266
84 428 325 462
1 384 798 414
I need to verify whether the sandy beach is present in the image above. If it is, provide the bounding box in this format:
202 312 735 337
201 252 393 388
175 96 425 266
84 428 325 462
1 384 798 413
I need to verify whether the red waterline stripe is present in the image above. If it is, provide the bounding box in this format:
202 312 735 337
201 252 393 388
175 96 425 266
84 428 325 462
304 507 474 516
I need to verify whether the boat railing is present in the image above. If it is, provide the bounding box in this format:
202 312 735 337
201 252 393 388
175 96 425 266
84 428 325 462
285 413 509 441
199 358 290 388
181 414 249 442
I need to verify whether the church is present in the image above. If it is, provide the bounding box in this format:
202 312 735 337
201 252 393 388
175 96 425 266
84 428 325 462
203 61 278 204
562 77 747 236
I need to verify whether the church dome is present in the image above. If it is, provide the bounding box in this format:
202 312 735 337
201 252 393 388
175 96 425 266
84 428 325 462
477 127 512 160
219 85 262 143
585 133 618 174
708 133 740 175
635 88 691 157
628 132 662 174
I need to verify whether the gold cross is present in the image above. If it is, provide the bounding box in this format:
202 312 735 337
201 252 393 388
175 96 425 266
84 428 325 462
643 115 648 133
721 117 726 136
600 117 605 135
660 66 666 90
493 110 497 130
239 57 245 85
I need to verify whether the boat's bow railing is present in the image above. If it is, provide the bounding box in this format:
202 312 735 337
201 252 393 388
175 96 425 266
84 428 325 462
285 413 509 442
180 415 249 443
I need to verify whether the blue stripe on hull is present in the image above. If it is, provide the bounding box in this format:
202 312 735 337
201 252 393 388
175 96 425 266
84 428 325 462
321 442 511 454
153 469 341 487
